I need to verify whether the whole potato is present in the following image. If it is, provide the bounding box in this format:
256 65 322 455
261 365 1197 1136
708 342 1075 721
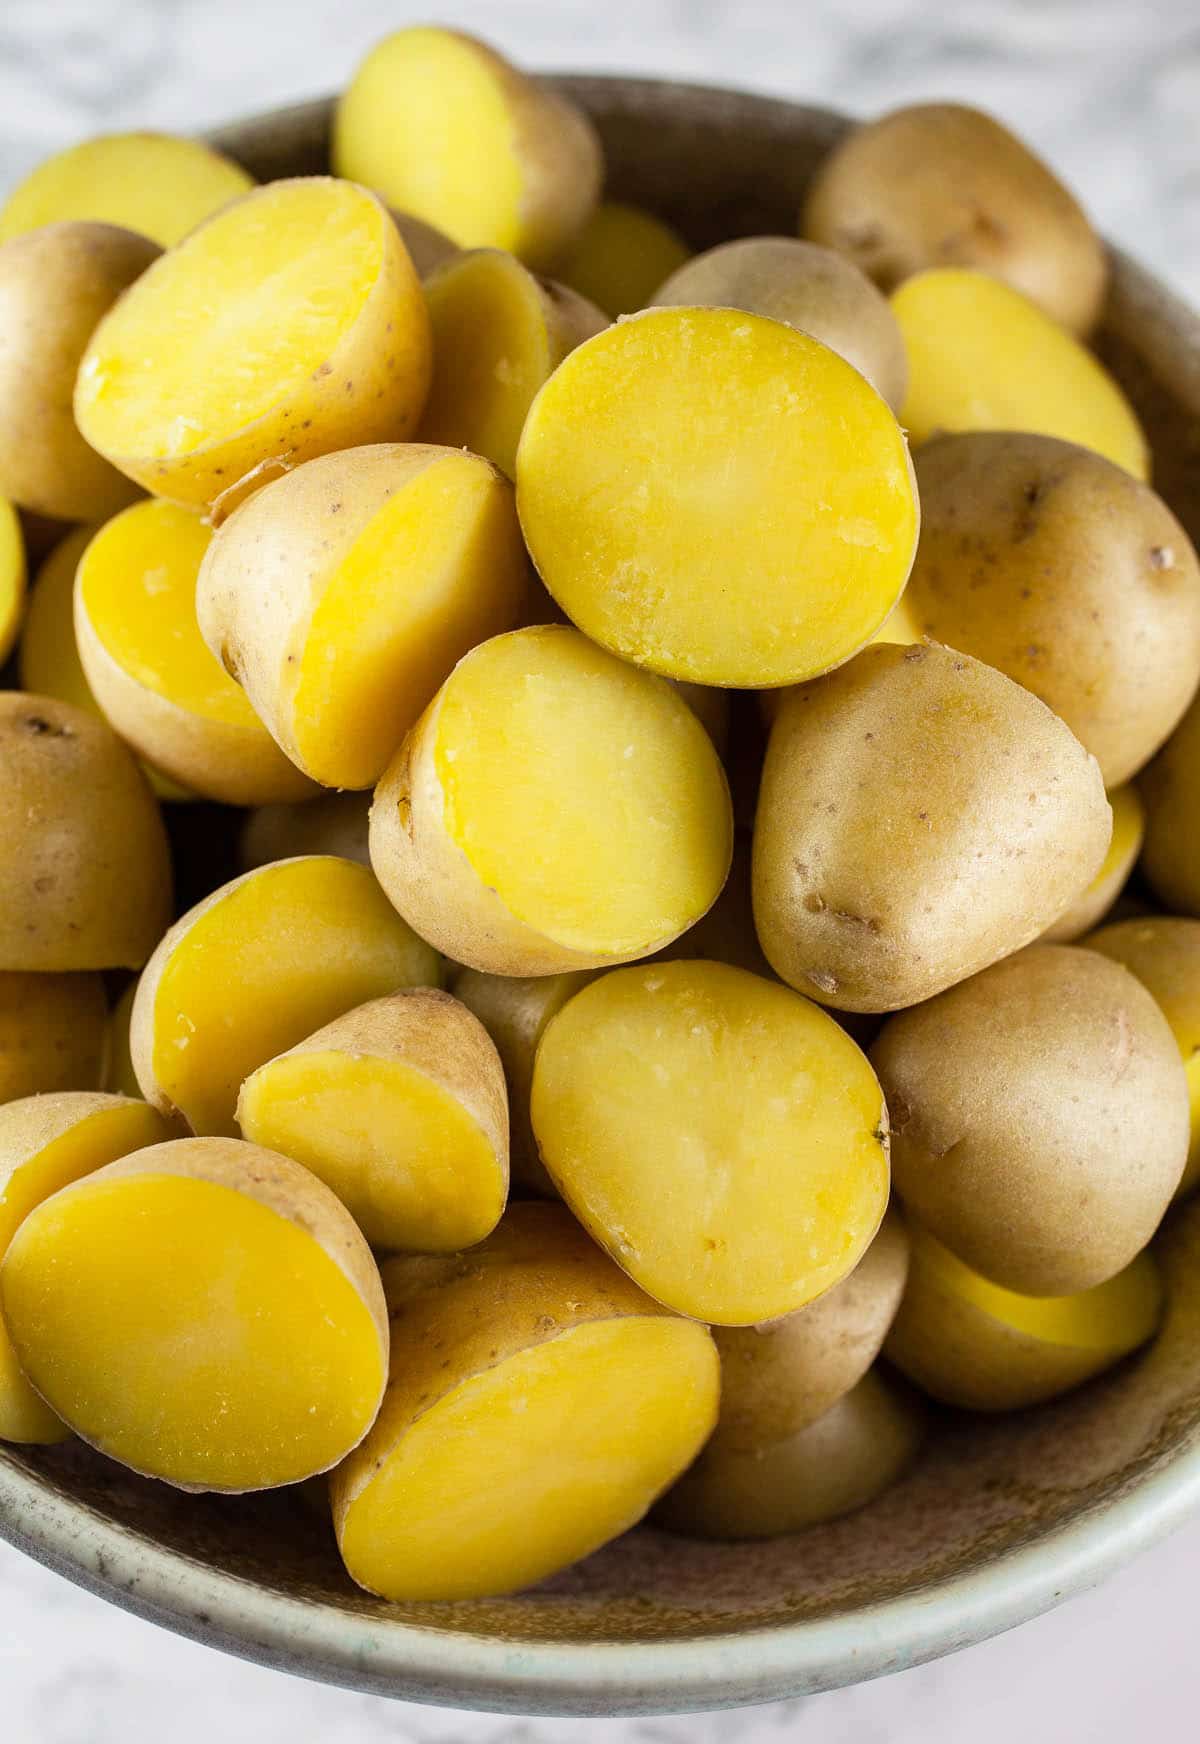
1139 689 1200 915
0 972 108 1101
871 944 1189 1296
803 102 1106 335
904 434 1200 786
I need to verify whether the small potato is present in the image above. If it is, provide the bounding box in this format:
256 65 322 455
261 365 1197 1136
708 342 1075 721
557 201 690 316
712 1209 909 1450
331 1202 718 1600
516 307 919 688
333 27 602 269
1140 690 1200 916
0 693 172 972
0 222 160 522
1044 785 1144 942
904 434 1200 786
370 626 732 975
390 211 459 277
75 179 431 512
531 961 889 1325
886 1224 1163 1413
0 973 107 1101
238 989 508 1252
103 981 139 1098
803 103 1106 335
1 1135 388 1489
871 944 1188 1296
752 644 1111 1012
197 443 528 789
239 792 371 873
650 236 908 411
132 856 441 1136
656 839 772 979
892 269 1148 479
420 249 607 477
0 132 253 249
654 1370 923 1542
0 495 25 665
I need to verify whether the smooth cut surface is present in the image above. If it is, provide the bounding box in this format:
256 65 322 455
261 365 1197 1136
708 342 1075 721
0 495 24 664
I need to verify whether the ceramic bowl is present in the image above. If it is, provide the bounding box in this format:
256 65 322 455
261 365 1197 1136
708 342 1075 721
3 76 1200 1720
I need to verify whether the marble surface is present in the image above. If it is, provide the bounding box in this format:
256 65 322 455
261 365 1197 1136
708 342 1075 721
1 1 1198 1738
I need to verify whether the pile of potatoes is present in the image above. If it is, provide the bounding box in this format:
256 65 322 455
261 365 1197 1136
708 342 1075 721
0 23 1199 1604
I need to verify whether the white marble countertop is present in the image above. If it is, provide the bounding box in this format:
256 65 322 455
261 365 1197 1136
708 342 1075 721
2 1 1198 1739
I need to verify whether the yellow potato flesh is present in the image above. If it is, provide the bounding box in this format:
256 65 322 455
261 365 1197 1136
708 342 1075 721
435 629 732 957
516 308 918 687
104 982 139 1098
0 1319 66 1444
2 1172 384 1488
338 1315 716 1600
557 201 691 316
0 133 253 248
0 494 25 664
531 961 889 1324
892 269 1149 478
238 1050 504 1252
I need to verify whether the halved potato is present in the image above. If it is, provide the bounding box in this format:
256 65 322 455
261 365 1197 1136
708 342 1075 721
558 201 690 316
0 495 25 665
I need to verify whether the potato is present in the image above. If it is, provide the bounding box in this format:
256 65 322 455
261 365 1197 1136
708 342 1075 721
752 644 1111 1012
650 236 907 411
0 132 253 249
892 269 1148 479
656 838 772 979
0 223 160 522
390 210 459 277
103 981 139 1098
530 961 889 1325
672 681 731 757
0 973 108 1102
904 434 1200 786
1044 784 1144 942
1140 689 1200 916
803 103 1106 335
1 1135 388 1489
0 693 172 971
331 1202 718 1600
654 1370 923 1542
871 943 1188 1295
75 179 431 513
333 26 603 269
197 443 528 789
131 855 441 1137
0 1091 171 1444
886 1224 1163 1412
238 989 508 1252
557 201 690 316
420 249 607 477
712 1209 909 1450
239 792 371 873
1085 917 1200 1198
369 626 732 975
73 498 316 805
516 307 918 688
0 495 25 665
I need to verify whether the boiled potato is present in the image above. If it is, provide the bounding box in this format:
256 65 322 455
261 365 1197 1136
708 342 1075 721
0 495 25 665
1044 785 1144 942
420 249 607 477
0 973 108 1101
239 792 371 873
0 132 253 248
197 443 528 789
1 1136 388 1489
530 960 889 1325
656 839 772 979
650 236 907 410
886 1224 1163 1412
75 179 431 512
892 269 1148 478
516 307 918 687
1140 689 1200 916
871 943 1188 1295
103 981 139 1098
712 1209 909 1449
557 201 690 316
333 26 602 269
803 102 1106 334
655 1370 923 1541
904 433 1200 785
752 644 1111 1012
331 1202 718 1600
0 693 172 971
238 989 508 1252
390 210 459 276
131 856 441 1136
1086 917 1200 1198
0 222 160 521
370 626 732 975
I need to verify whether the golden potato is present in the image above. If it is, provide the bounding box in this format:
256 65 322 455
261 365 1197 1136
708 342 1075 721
557 201 690 316
1140 689 1200 916
871 943 1188 1295
1044 784 1144 942
656 838 772 979
390 210 459 277
103 980 140 1098
238 792 371 873
0 972 108 1102
752 644 1111 1012
0 494 25 665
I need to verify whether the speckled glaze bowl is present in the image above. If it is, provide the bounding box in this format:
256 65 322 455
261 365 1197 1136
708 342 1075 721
3 76 1200 1719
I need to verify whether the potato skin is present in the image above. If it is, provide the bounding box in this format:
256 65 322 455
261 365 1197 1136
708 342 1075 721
871 944 1189 1296
0 222 160 520
905 434 1200 787
1043 784 1144 943
803 103 1106 335
238 793 371 872
1140 689 1200 916
752 643 1111 1012
0 973 108 1101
